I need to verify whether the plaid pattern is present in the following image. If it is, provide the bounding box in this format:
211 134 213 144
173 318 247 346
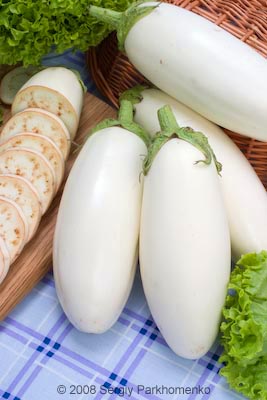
0 52 245 400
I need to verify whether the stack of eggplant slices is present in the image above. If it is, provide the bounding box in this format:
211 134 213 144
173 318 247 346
0 66 85 284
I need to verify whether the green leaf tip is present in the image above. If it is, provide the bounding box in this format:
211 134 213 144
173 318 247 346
143 104 222 175
89 2 159 52
178 126 222 174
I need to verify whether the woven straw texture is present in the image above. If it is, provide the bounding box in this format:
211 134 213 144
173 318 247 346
87 0 267 188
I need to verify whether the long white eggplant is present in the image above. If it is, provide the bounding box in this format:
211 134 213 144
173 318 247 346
90 2 267 141
139 105 231 359
53 100 148 333
125 87 267 261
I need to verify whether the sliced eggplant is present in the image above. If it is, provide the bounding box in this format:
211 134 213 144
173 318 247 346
0 66 43 105
0 108 71 160
0 133 65 191
0 148 56 214
12 67 84 139
0 196 28 262
0 237 11 285
0 174 42 241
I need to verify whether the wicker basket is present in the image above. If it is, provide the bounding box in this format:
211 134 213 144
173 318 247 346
87 0 267 188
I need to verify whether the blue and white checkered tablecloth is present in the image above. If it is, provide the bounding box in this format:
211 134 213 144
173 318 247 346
0 51 245 400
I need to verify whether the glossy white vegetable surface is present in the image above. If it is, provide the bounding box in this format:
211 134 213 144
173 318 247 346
125 2 267 140
134 89 267 261
53 127 147 333
140 138 231 359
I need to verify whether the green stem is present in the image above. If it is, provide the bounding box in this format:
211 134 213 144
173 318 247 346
89 2 158 52
89 6 122 30
118 99 134 123
118 99 150 147
158 105 180 132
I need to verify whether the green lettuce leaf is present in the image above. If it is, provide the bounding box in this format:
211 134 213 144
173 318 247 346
220 251 267 400
0 0 133 66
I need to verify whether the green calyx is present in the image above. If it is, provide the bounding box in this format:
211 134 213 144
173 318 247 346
143 105 222 175
89 2 159 52
119 88 222 176
91 99 150 147
119 84 149 104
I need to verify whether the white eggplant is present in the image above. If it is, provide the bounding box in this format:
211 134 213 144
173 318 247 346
139 105 231 359
90 2 267 141
127 87 267 261
12 67 85 139
53 101 148 332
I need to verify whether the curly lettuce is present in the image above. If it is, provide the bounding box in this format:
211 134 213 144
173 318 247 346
220 251 267 400
0 0 133 66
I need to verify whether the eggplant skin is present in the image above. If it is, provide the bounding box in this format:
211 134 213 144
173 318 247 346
126 2 267 140
140 139 231 359
53 127 147 333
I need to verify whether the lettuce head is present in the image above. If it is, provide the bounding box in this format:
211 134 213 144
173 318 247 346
220 251 267 400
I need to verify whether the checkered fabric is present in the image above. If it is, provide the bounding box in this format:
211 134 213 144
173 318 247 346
0 51 245 400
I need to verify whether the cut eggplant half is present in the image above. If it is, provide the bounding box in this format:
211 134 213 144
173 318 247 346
12 67 84 139
0 133 65 191
0 66 43 105
0 148 56 214
0 196 28 262
1 108 71 160
0 174 42 241
0 237 11 285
